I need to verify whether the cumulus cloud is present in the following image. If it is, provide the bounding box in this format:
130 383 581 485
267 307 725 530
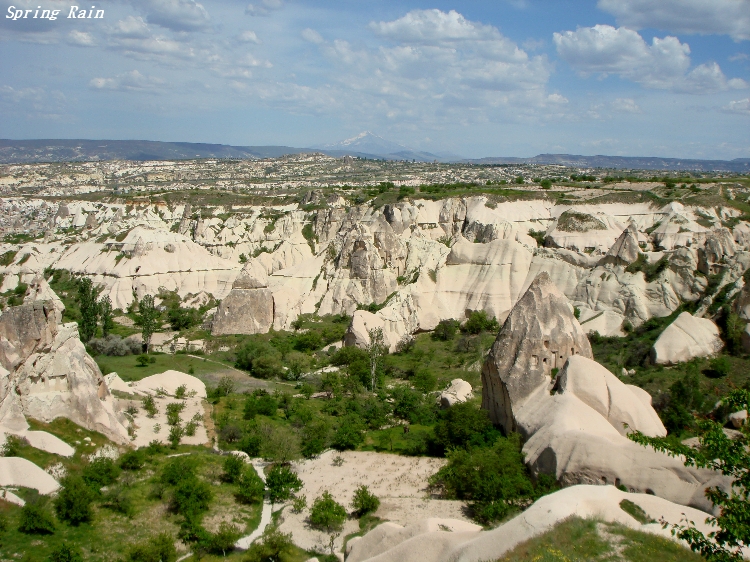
131 0 210 31
238 30 261 44
105 16 198 62
554 25 746 93
723 98 750 115
68 31 96 47
598 0 750 42
90 70 165 92
245 0 283 16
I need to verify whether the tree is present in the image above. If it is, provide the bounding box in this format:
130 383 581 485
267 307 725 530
236 467 265 505
170 478 213 521
126 533 177 562
629 388 750 561
54 475 96 525
221 454 245 484
366 327 387 392
265 465 302 504
432 319 459 341
134 294 160 353
48 543 83 562
98 295 114 338
203 522 241 557
351 485 380 517
77 277 99 343
309 491 347 532
244 530 294 562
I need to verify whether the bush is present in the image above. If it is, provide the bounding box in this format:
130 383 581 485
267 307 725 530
244 530 294 562
236 467 265 505
309 491 347 532
243 390 279 418
89 334 141 356
82 457 121 491
126 533 177 562
709 356 731 378
142 395 158 418
119 449 146 471
433 402 500 453
170 478 213 520
351 485 380 517
19 498 56 534
48 543 83 562
390 387 435 425
168 424 184 448
102 487 136 518
331 415 365 451
167 307 201 331
463 310 499 335
222 454 245 484
330 345 368 366
429 433 554 524
202 522 241 556
235 340 283 379
136 355 150 367
412 368 437 393
266 465 302 503
54 475 97 525
432 319 460 341
300 418 330 458
1 434 28 456
160 456 198 486
660 372 704 436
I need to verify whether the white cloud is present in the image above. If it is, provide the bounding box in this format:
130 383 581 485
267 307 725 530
238 30 261 44
723 98 750 115
598 0 750 42
131 0 210 31
554 25 746 93
730 53 750 62
90 70 165 92
611 98 641 113
245 0 283 16
301 28 324 44
68 31 96 47
105 17 198 63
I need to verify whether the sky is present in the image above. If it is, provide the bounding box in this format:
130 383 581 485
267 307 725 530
0 0 749 159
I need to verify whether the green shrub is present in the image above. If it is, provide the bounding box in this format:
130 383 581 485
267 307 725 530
47 543 83 562
660 372 704 436
82 457 121 491
351 485 380 517
463 310 499 335
432 402 500 453
19 498 56 534
126 533 177 562
243 390 279 418
331 415 365 450
142 395 158 418
266 465 302 503
244 530 294 562
160 456 198 486
54 475 97 525
412 368 437 393
300 417 330 458
170 478 213 520
222 454 245 484
202 522 241 556
119 449 146 470
1 434 28 456
235 340 283 379
102 487 136 518
236 467 265 505
432 319 460 341
309 491 347 532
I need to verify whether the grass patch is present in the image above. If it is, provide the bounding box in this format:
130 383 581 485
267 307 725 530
94 353 225 382
619 499 654 524
497 516 703 562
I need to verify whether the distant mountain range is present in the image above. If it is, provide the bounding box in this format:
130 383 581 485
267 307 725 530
1 137 748 172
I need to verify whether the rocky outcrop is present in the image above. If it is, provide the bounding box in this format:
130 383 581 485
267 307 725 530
651 312 723 365
481 272 592 432
698 227 736 275
0 301 128 443
211 266 274 336
481 276 728 512
437 379 472 408
599 223 641 266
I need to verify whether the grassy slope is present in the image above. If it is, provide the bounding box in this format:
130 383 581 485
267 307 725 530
496 517 704 562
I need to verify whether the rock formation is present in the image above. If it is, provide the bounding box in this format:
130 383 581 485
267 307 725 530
481 275 728 512
599 223 641 266
651 312 723 365
211 265 274 335
437 379 473 408
0 301 129 443
481 272 592 432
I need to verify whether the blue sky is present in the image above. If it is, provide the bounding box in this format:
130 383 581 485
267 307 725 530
0 0 748 159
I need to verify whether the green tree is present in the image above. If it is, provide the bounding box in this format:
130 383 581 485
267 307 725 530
54 475 96 525
134 294 160 353
203 522 241 556
244 530 294 562
351 485 380 517
433 402 500 453
221 454 245 484
265 465 302 504
170 478 213 520
48 543 83 562
309 491 347 532
236 467 265 505
629 388 750 562
98 295 114 338
432 319 459 341
366 327 387 392
77 277 99 343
